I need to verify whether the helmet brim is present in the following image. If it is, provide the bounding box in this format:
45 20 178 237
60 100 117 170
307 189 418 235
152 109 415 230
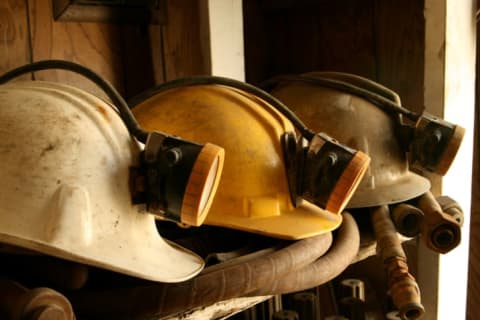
0 227 204 283
206 201 342 240
347 172 431 208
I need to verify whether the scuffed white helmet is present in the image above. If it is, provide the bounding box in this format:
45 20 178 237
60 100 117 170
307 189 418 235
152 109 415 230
0 81 204 283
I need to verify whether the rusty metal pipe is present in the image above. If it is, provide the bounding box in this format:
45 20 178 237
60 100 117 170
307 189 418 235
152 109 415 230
416 191 461 253
247 213 359 296
69 228 334 319
371 205 424 320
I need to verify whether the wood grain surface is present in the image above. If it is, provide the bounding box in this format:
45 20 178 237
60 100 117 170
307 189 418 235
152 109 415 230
0 0 31 78
27 0 125 99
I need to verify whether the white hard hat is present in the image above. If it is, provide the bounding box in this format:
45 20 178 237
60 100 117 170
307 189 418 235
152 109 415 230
0 81 204 283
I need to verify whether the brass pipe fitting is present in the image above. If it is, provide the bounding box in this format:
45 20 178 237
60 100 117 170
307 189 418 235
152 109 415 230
371 205 424 320
416 191 461 254
390 203 425 237
340 278 365 302
436 195 464 226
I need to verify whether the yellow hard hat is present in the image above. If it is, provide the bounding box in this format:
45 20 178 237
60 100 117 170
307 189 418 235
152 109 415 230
269 72 433 208
0 80 206 283
132 78 370 239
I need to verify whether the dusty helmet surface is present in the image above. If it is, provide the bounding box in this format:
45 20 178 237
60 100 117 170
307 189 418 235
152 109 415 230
133 85 343 240
0 81 204 282
270 77 430 208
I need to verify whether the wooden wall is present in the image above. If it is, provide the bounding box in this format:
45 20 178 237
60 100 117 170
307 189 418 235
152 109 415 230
0 0 425 108
2 0 478 318
243 0 425 112
0 0 208 100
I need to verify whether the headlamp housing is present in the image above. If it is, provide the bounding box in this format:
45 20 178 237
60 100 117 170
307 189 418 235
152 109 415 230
284 132 370 214
133 132 224 226
410 113 465 175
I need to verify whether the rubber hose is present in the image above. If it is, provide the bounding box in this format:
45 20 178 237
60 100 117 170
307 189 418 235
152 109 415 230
70 231 333 319
247 212 359 296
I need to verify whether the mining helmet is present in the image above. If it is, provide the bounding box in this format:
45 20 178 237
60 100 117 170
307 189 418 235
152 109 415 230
268 72 435 208
0 60 225 228
132 77 371 239
0 66 221 283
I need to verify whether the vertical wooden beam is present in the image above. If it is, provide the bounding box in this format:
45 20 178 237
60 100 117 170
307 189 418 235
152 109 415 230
120 25 156 99
415 2 445 319
161 0 210 81
467 15 480 317
0 0 31 78
438 0 476 318
201 0 244 81
160 0 244 81
421 1 476 320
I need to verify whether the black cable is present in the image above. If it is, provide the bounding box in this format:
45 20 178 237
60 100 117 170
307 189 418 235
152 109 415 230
128 75 316 140
302 71 402 105
0 60 149 143
261 75 421 122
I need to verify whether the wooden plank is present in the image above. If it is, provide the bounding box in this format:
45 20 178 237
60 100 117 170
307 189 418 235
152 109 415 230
467 28 480 317
0 0 31 79
421 1 476 320
313 0 376 79
243 0 268 85
439 0 476 319
374 0 425 113
467 4 480 316
162 296 271 320
120 25 157 99
27 0 125 99
149 23 166 85
415 2 445 319
161 0 210 81
244 0 377 83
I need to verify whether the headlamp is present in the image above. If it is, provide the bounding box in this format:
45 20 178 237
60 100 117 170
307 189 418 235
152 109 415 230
0 60 225 227
263 72 464 176
135 132 224 226
284 132 370 214
130 76 371 216
410 113 465 175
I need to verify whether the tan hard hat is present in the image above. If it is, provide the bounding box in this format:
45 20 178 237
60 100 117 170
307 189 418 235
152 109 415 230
270 75 431 208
